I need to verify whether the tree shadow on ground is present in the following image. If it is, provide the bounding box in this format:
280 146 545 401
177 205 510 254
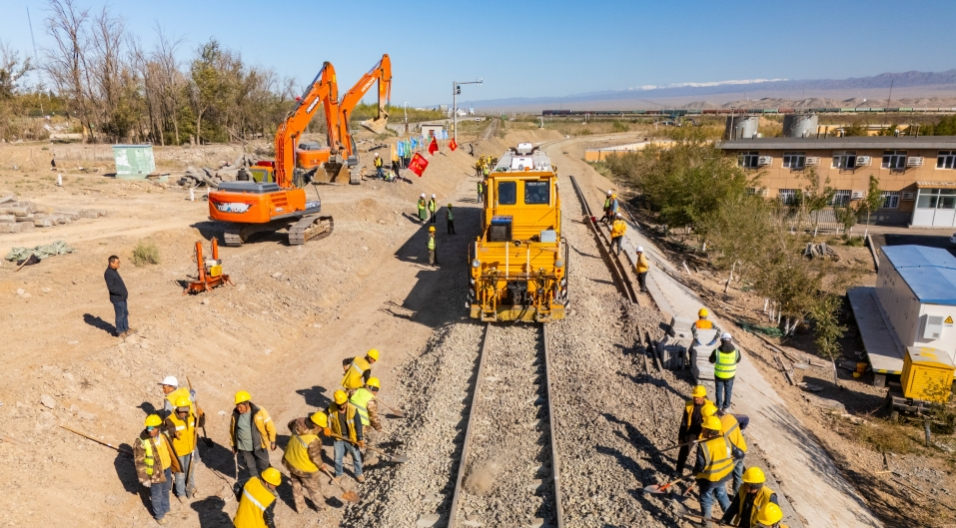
83 313 115 335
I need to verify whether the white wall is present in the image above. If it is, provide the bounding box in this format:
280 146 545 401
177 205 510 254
876 251 922 347
917 303 956 361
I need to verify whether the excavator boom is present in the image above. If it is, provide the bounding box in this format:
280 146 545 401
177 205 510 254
338 54 392 141
274 62 338 188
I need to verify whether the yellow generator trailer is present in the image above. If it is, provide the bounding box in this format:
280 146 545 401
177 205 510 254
468 143 568 322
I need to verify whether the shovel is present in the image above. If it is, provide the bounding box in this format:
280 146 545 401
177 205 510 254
642 474 690 494
376 399 405 418
329 433 408 463
186 376 215 448
674 502 736 527
658 438 700 453
319 465 361 503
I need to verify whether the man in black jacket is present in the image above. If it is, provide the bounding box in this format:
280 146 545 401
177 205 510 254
104 255 130 337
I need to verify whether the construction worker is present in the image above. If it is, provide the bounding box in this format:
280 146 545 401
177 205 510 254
283 412 331 513
721 467 778 527
675 385 715 476
328 390 365 482
351 377 384 438
476 178 484 203
701 403 750 491
230 391 277 480
446 203 456 235
608 193 620 223
233 467 281 528
428 225 439 266
417 194 428 223
692 308 722 347
475 158 484 178
601 190 613 223
635 246 650 293
710 333 742 412
428 194 438 224
694 415 743 521
134 414 182 525
341 349 379 393
610 213 627 255
165 396 199 499
373 152 384 179
754 503 789 528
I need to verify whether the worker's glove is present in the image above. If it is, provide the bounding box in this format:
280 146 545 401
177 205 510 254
141 481 151 488
694 339 702 346
323 427 332 437
732 446 745 460
707 340 717 346
357 440 366 449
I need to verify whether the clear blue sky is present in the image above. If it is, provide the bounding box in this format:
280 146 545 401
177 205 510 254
2 0 954 105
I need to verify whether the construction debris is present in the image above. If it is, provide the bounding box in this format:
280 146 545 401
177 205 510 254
5 241 75 264
0 195 106 233
176 154 257 187
805 242 840 260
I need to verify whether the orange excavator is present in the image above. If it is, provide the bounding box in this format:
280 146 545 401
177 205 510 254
207 62 338 246
297 54 392 184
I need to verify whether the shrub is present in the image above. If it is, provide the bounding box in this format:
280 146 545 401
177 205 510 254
132 240 160 266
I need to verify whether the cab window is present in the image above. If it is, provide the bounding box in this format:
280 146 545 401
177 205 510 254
498 181 516 205
525 181 549 205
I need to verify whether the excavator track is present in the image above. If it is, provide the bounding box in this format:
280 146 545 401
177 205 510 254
222 224 246 247
288 215 335 245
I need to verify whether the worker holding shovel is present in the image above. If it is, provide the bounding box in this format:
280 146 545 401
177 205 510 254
283 412 334 513
164 396 200 500
694 416 744 522
328 390 365 483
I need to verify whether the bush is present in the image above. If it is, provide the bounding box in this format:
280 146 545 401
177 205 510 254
853 421 915 454
132 241 160 266
611 120 629 132
842 235 865 247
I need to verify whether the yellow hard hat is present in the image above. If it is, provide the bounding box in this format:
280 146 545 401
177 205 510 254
175 396 191 410
742 467 767 484
428 226 436 233
692 385 707 398
235 390 251 405
702 416 722 431
144 414 163 427
367 348 380 361
756 503 783 526
698 308 709 318
367 377 381 390
334 390 349 405
701 403 718 417
310 411 328 428
260 467 282 486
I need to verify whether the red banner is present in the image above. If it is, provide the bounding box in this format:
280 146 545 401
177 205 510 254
449 138 458 151
428 137 438 155
408 153 429 177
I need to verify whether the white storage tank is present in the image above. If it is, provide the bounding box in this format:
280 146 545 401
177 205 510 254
724 116 759 140
783 114 818 138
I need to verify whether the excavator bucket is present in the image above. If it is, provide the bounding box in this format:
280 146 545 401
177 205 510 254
360 115 389 135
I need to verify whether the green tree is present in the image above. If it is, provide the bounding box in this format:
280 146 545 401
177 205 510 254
859 175 882 238
189 39 226 143
800 169 836 236
810 293 847 386
844 121 867 137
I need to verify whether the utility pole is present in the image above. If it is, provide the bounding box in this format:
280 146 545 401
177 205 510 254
404 102 408 136
453 78 482 143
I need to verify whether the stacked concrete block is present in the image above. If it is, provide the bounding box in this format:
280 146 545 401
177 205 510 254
0 195 106 231
691 328 719 382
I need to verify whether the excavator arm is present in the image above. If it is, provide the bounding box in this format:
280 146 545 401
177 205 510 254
274 62 339 188
337 54 392 146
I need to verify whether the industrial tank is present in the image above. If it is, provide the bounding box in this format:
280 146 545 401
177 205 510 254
724 116 759 140
783 114 818 138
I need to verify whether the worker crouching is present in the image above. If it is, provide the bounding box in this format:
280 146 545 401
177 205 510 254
694 416 745 521
721 467 779 527
283 412 332 513
233 467 281 528
341 348 379 395
134 414 182 525
329 390 365 482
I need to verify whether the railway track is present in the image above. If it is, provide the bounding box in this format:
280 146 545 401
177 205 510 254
447 323 564 528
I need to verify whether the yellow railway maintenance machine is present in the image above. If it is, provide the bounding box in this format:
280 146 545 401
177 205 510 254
468 143 569 322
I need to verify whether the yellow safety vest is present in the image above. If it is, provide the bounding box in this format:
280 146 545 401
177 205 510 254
428 236 435 251
428 199 437 213
697 436 734 482
635 253 649 273
611 219 627 237
328 403 359 442
684 399 714 428
155 433 172 469
417 199 426 212
341 356 371 390
695 319 713 329
714 349 738 379
720 413 747 453
374 157 383 167
283 432 319 473
167 411 196 456
734 484 776 528
166 387 197 415
477 181 484 192
604 197 611 209
141 437 156 476
234 477 276 528
350 388 376 426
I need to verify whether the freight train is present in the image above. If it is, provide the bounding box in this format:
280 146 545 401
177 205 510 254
468 143 568 323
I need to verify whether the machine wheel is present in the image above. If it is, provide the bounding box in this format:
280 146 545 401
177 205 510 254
288 215 334 245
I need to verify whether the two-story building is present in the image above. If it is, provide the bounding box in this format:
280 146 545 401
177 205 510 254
719 136 956 228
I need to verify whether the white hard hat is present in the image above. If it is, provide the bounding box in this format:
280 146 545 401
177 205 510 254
420 193 425 198
431 194 436 198
616 213 622 218
607 190 612 195
374 152 379 157
636 246 644 252
720 333 732 341
159 375 178 387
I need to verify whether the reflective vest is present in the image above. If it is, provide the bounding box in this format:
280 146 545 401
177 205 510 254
684 399 714 428
714 349 739 380
374 157 383 168
694 319 713 329
328 403 359 442
341 356 371 390
477 181 484 192
428 236 435 251
696 435 734 482
635 253 649 273
734 484 776 527
720 413 747 453
283 432 319 473
141 437 157 476
350 388 376 426
611 219 627 237
166 387 197 416
604 197 611 210
428 199 437 213
447 208 454 221
234 477 276 528
483 167 490 176
167 411 196 455
417 199 426 212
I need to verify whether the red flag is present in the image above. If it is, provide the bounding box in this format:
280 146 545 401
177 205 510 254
408 153 429 177
428 137 438 155
449 138 458 151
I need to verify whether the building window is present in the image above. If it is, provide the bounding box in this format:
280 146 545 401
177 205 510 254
938 151 956 169
832 190 852 206
832 151 857 169
738 151 760 168
882 150 907 170
524 181 550 205
745 187 757 195
880 191 900 209
916 189 956 209
778 189 798 205
782 152 806 170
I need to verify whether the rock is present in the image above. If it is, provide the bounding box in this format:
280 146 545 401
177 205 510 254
417 514 440 527
40 394 57 409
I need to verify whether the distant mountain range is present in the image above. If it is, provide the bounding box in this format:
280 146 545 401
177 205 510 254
464 70 956 111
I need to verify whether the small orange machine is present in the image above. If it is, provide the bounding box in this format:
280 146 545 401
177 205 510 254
186 239 233 294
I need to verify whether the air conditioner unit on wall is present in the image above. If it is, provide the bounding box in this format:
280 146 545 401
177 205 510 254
902 192 916 200
757 156 773 166
805 157 821 166
855 156 872 167
851 190 865 199
907 157 924 167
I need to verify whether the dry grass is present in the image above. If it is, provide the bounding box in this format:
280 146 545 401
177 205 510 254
131 240 160 267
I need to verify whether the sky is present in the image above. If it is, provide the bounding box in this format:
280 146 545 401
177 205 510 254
2 0 955 106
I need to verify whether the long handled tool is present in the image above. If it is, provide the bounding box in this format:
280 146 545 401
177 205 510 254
658 438 700 453
186 376 215 448
674 502 736 527
60 425 132 457
318 465 361 503
375 398 405 418
642 474 690 494
329 433 408 463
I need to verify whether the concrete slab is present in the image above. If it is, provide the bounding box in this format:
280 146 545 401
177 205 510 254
621 224 882 528
847 287 906 377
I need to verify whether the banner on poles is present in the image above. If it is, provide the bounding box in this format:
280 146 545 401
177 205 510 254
408 153 429 177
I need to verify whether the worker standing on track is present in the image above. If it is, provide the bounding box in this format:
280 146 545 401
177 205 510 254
283 412 332 513
417 194 428 223
721 467 778 527
601 190 613 224
134 414 182 526
476 179 484 203
428 194 438 224
754 503 789 528
675 385 714 477
710 333 742 413
233 467 281 528
446 204 456 235
475 158 484 178
165 396 200 500
342 349 379 395
230 391 277 480
694 415 742 522
373 153 384 179
692 308 721 347
428 225 439 266
635 246 650 293
701 403 750 491
610 213 627 255
329 390 365 482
